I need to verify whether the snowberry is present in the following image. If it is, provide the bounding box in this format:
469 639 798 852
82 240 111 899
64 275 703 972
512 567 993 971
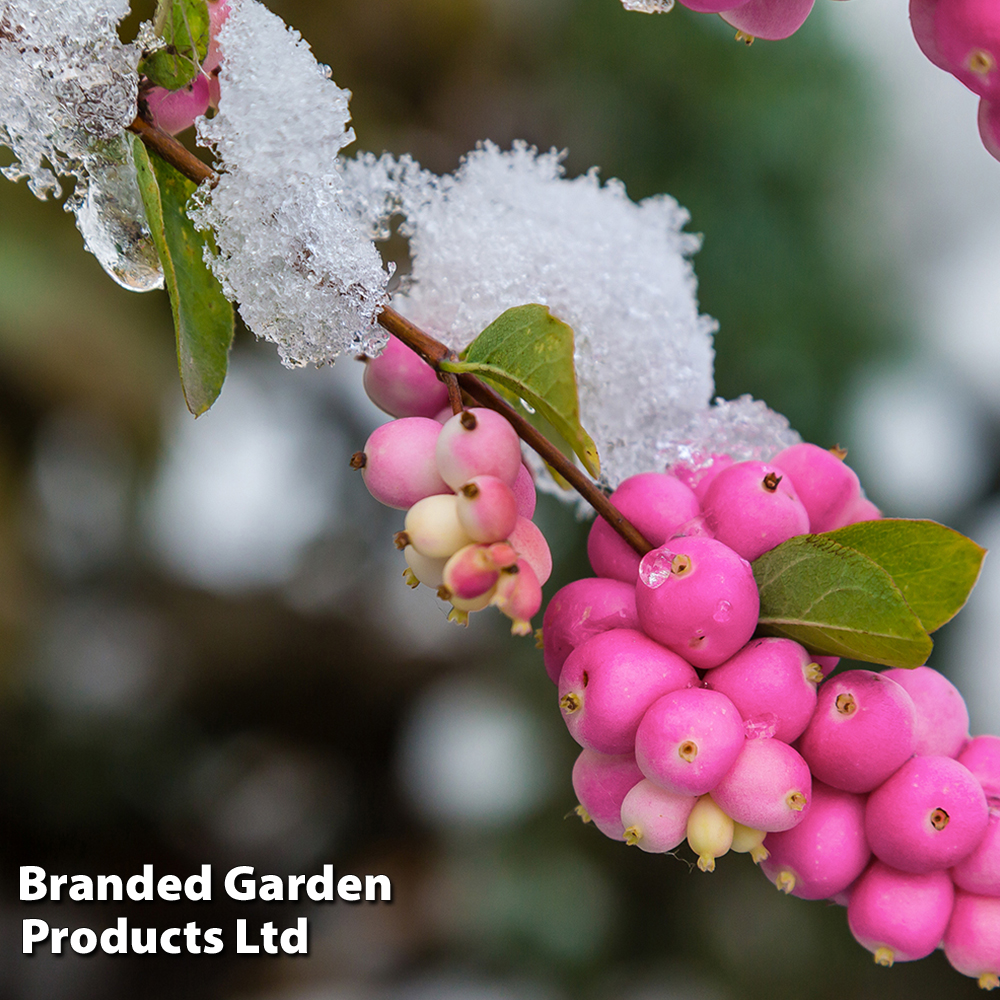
847 862 955 965
944 891 1000 988
572 749 644 841
511 462 537 519
403 494 473 559
686 794 735 872
541 577 639 684
980 96 1000 161
357 417 451 510
719 0 818 42
882 665 971 758
759 781 871 900
620 779 698 853
705 637 821 743
635 536 759 670
441 543 502 601
711 737 812 833
436 408 522 490
865 755 989 873
634 688 746 796
828 494 882 529
771 442 862 534
455 475 519 543
951 808 1000 896
507 516 553 585
701 460 810 562
958 735 1000 803
796 669 918 794
557 629 698 755
932 0 1000 97
362 335 449 418
586 472 701 582
402 545 448 589
491 559 543 636
146 75 214 136
730 822 769 863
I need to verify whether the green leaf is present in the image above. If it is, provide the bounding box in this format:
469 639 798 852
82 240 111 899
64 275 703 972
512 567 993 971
133 136 234 416
439 304 601 478
140 0 211 91
753 534 934 668
823 519 986 634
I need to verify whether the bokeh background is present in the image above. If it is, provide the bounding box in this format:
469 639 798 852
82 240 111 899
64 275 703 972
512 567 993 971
2 1 1000 998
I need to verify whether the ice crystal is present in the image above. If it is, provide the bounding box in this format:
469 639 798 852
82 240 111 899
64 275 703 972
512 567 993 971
621 0 676 12
193 0 390 367
365 142 716 488
0 0 162 290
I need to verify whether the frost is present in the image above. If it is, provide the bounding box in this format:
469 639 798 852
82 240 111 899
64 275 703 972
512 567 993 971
0 0 162 290
192 0 390 367
621 0 676 12
359 142 717 488
657 395 801 471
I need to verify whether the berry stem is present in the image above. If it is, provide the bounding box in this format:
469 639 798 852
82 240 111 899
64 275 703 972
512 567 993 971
128 117 653 556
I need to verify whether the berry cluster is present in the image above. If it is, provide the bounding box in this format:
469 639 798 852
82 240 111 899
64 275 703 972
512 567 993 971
354 336 549 633
546 446 1000 987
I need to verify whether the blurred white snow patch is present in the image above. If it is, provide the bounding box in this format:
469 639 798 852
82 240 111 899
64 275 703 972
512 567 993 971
844 362 990 520
0 1 162 289
397 676 556 830
194 0 389 366
145 358 342 593
947 500 1000 734
621 1 675 12
922 230 1000 416
377 142 716 489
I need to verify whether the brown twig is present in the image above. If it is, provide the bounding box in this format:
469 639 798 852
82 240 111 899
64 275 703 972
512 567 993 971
127 119 653 555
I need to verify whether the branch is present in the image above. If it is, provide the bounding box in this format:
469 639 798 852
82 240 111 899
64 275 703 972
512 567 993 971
127 118 653 556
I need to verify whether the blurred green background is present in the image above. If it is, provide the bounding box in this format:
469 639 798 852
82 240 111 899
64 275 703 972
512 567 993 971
1 1 995 999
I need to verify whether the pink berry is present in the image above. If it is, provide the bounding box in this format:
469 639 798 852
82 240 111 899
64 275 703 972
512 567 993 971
635 536 759 670
442 544 502 601
358 417 450 510
701 460 810 562
760 781 871 900
404 494 472 559
541 577 639 684
980 96 1000 161
620 779 698 853
145 74 213 135
911 0 953 71
634 688 746 796
771 443 863 534
944 891 1000 987
951 808 1000 896
678 0 750 11
711 737 812 833
827 493 881 529
557 629 698 755
363 335 449 418
571 749 644 841
719 0 817 41
705 637 821 743
882 665 971 758
436 409 522 491
847 862 955 965
511 462 537 519
812 655 840 677
507 516 552 585
586 472 701 583
958 735 1000 804
204 1 232 74
932 0 1000 97
795 669 918 794
455 475 519 543
865 755 989 873
491 559 543 636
